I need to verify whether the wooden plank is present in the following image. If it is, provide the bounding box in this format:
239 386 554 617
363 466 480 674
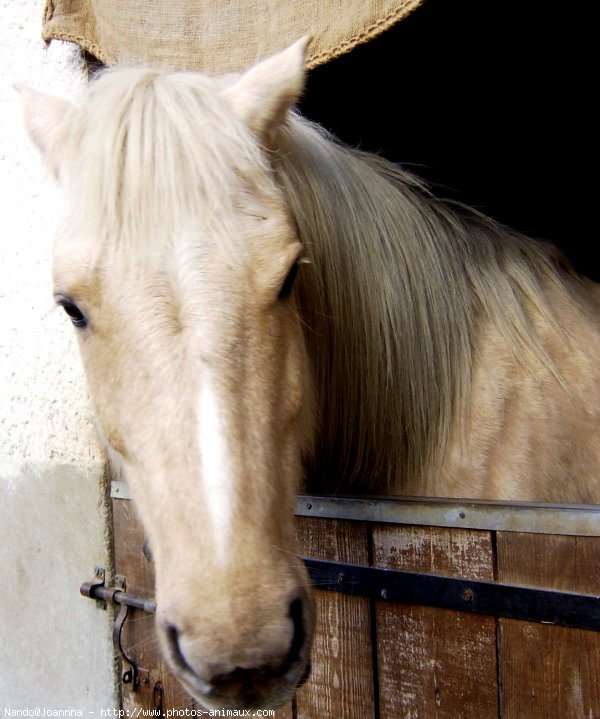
112 497 154 594
112 498 199 711
273 700 294 719
497 532 600 718
372 524 499 719
111 503 375 715
294 516 375 719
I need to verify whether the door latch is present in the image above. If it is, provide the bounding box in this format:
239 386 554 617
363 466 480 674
81 568 155 690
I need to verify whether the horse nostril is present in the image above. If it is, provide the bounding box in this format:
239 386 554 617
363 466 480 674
287 597 306 666
209 597 308 698
164 596 310 703
297 660 312 688
166 623 195 675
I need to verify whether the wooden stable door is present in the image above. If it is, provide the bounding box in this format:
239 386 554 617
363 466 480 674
99 485 600 718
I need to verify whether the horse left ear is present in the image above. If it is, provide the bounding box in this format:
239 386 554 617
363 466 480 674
222 36 311 141
15 83 73 178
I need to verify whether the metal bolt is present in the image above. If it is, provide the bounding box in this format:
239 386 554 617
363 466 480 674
462 588 475 603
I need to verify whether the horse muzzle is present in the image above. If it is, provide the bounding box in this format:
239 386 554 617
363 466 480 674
159 587 314 710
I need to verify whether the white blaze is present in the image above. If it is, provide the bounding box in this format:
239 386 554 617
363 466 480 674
197 372 233 560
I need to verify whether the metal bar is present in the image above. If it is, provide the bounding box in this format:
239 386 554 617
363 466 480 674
303 557 600 632
296 495 600 536
81 582 156 615
111 481 600 536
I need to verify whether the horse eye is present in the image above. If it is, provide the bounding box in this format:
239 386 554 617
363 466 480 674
57 298 88 329
278 262 299 300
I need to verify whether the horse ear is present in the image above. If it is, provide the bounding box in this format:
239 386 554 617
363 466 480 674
222 36 311 141
15 84 73 177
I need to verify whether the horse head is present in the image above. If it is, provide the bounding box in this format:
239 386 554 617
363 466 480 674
20 38 315 709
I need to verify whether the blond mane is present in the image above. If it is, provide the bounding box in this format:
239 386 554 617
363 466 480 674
275 118 572 493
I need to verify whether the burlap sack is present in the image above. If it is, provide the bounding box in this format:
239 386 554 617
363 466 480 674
42 0 423 73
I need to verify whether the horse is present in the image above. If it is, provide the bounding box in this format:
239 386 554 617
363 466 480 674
19 37 600 710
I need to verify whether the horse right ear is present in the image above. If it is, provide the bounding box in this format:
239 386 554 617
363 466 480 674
15 84 73 178
222 36 311 143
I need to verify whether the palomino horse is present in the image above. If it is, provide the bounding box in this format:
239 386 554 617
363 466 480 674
20 37 600 709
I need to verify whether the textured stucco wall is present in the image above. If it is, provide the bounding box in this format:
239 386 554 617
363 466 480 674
0 0 116 709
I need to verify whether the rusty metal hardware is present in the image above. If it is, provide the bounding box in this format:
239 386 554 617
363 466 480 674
303 557 600 631
153 681 164 713
81 570 155 690
80 572 156 614
111 576 141 688
80 566 108 609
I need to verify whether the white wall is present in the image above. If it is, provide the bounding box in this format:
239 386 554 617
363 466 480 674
0 0 116 709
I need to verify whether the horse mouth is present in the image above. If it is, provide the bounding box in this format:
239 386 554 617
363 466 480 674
177 655 312 711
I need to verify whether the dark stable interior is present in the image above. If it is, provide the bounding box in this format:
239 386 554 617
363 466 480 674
299 0 597 281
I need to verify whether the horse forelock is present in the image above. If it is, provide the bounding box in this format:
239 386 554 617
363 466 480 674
55 67 273 265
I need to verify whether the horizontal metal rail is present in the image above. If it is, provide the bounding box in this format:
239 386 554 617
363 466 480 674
296 494 600 536
110 481 600 536
304 558 600 632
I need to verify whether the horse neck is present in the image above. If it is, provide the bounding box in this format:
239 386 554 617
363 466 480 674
273 119 476 493
273 117 569 495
